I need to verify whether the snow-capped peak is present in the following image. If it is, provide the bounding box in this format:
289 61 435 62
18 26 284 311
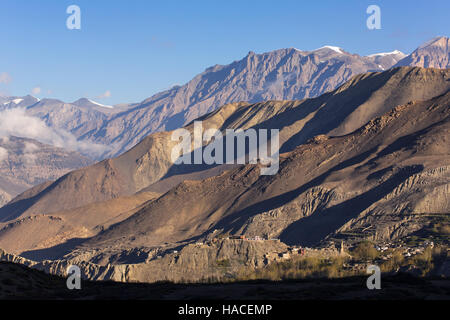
87 99 113 109
315 46 344 54
367 50 405 58
12 98 24 104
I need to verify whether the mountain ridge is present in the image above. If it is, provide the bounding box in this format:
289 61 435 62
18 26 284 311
0 67 448 261
395 36 449 69
2 37 447 160
1 66 447 221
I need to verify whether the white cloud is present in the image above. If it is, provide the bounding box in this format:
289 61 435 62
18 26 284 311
31 87 41 95
22 142 39 165
0 108 111 159
0 72 12 85
0 146 8 162
23 152 37 165
24 141 39 153
97 90 111 99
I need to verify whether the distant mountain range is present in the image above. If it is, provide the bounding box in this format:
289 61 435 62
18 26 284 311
0 36 447 216
2 36 447 160
0 136 92 207
0 95 40 109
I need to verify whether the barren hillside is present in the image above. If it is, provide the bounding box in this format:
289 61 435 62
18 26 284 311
0 68 447 273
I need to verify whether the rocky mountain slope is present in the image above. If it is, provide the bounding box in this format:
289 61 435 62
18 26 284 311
0 136 92 208
395 36 449 69
0 191 160 258
0 84 448 283
1 67 447 223
84 89 449 250
0 67 448 268
0 95 40 110
80 46 405 156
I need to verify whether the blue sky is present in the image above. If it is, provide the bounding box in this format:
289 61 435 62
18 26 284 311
0 0 448 105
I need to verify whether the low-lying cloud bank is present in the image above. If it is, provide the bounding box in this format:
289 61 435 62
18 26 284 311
0 108 111 159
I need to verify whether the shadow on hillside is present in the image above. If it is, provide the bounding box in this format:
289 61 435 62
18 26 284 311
1 260 446 300
20 238 87 261
0 176 63 222
209 147 379 233
202 146 422 247
160 70 393 184
279 165 424 246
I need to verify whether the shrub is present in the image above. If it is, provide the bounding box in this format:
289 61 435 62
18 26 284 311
216 259 231 268
380 250 404 272
351 241 379 261
235 255 355 281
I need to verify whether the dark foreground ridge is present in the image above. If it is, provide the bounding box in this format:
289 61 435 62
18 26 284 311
1 261 449 300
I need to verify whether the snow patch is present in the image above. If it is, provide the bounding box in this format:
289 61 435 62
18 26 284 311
367 50 405 57
87 99 113 109
315 46 344 54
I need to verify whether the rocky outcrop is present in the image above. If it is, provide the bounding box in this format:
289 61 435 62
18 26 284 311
395 36 449 69
0 239 290 283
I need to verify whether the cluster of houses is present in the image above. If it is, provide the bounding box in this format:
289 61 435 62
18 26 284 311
375 240 435 258
204 235 281 243
229 235 281 241
264 246 306 263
